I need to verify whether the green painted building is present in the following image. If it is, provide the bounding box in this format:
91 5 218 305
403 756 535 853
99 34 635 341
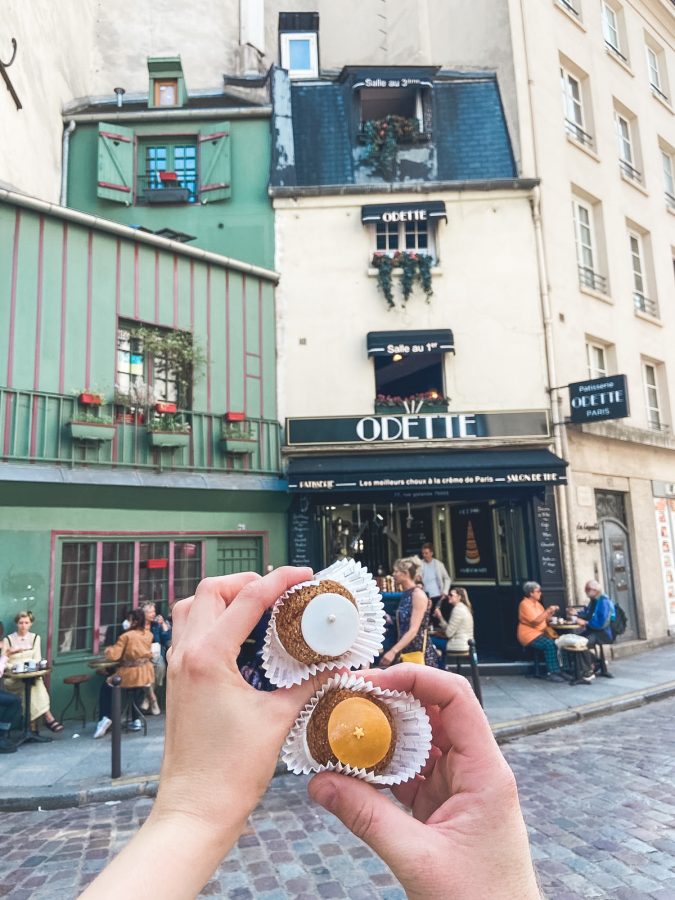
0 188 285 714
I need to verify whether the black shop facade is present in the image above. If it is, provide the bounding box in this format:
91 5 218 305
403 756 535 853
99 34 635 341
285 407 568 661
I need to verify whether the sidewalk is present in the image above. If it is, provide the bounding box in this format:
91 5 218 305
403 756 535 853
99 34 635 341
2 641 674 811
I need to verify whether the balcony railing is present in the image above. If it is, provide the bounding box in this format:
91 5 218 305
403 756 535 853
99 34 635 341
605 41 629 64
650 82 669 103
578 265 607 293
565 119 594 149
633 292 659 317
557 0 580 16
619 159 643 183
0 389 281 476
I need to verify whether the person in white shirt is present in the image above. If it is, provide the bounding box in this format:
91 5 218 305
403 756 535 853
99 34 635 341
420 542 451 613
433 587 475 653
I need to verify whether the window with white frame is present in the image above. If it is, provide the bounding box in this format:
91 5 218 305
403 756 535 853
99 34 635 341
556 0 581 19
642 361 665 431
279 32 318 78
615 110 641 182
629 231 657 316
603 3 628 62
375 217 433 256
661 146 675 208
586 341 609 379
572 197 606 292
645 41 670 103
561 66 593 147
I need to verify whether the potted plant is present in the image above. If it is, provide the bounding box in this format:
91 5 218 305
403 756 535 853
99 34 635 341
68 411 116 442
114 380 156 424
362 115 422 180
221 420 257 455
374 392 449 415
147 413 191 448
78 390 104 406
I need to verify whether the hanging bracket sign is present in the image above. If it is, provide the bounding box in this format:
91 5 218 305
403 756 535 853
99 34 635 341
568 374 629 424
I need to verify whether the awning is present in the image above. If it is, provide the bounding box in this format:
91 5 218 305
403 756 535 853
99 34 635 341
367 329 454 357
287 449 567 494
361 201 447 224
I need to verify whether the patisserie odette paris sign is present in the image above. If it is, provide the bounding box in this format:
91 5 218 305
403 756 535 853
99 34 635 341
286 409 550 446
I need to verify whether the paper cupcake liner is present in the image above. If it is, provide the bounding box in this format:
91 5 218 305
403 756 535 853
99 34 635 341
282 672 432 785
262 559 386 688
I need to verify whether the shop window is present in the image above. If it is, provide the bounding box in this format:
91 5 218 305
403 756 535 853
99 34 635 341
116 322 194 408
374 352 445 409
560 60 594 149
279 12 319 78
97 122 231 206
57 538 205 654
217 536 263 574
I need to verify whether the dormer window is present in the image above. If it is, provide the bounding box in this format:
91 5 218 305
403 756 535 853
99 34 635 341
279 12 319 79
360 86 423 130
147 57 187 109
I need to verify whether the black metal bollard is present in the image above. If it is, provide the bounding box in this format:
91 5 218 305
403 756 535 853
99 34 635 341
110 675 122 779
467 639 484 709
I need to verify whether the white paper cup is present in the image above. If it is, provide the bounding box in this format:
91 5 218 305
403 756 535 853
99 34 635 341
262 559 386 688
282 672 432 785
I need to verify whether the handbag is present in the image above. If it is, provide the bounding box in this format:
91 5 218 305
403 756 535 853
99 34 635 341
397 609 428 665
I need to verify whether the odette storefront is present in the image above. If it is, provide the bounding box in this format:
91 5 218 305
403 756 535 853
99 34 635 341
285 409 568 660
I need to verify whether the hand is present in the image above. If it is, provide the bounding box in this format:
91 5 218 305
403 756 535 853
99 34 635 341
379 649 396 668
432 607 442 621
545 605 558 616
155 615 164 625
81 567 321 900
309 666 540 900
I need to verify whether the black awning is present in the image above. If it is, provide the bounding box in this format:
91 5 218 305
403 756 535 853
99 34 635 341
361 201 447 224
287 449 567 493
367 329 454 357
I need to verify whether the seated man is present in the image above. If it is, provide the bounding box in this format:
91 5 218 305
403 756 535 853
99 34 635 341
517 581 569 683
575 580 615 678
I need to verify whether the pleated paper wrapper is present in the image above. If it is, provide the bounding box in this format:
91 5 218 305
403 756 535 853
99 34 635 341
282 672 433 785
261 558 386 688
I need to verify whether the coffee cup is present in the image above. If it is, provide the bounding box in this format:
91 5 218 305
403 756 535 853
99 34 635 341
25 661 37 672
39 659 49 669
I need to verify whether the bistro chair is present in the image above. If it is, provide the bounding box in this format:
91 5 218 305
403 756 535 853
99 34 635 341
523 643 548 678
432 633 483 708
60 674 91 728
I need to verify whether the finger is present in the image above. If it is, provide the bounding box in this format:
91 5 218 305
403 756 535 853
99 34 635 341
365 665 497 759
390 775 424 810
309 772 427 873
219 566 312 650
264 671 326 730
169 596 193 648
187 572 261 636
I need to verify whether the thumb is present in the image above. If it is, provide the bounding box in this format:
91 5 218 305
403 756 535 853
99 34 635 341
309 772 424 870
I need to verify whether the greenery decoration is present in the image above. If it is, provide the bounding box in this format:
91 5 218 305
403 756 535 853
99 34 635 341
375 392 448 411
147 413 191 434
129 326 206 403
371 251 434 307
70 411 115 425
362 116 421 180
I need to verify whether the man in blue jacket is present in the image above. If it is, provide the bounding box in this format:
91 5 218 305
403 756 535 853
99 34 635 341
577 580 615 678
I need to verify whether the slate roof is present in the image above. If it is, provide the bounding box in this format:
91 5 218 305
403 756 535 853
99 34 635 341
270 69 517 189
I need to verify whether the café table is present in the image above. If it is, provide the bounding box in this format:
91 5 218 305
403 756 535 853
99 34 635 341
550 622 588 684
9 668 53 746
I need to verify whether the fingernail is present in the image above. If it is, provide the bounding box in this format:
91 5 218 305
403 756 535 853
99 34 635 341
311 780 337 812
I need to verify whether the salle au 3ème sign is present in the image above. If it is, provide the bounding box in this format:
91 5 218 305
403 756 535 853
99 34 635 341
286 410 550 446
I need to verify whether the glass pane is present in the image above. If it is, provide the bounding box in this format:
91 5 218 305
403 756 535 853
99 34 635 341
100 542 134 644
174 542 203 602
58 543 96 652
139 541 170 609
146 146 168 188
289 38 311 71
404 220 429 251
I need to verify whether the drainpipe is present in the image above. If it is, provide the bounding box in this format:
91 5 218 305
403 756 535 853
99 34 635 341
60 119 76 206
530 188 578 607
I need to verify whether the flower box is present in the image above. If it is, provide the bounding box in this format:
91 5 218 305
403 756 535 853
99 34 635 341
224 411 246 423
155 401 177 414
221 437 257 455
146 187 190 204
79 392 104 406
148 431 190 448
69 421 116 442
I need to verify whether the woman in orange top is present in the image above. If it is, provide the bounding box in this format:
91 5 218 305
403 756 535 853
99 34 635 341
517 582 568 682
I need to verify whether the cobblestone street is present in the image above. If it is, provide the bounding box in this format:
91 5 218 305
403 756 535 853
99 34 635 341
1 698 674 900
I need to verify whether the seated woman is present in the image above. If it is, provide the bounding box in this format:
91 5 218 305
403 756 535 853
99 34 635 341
93 608 154 739
517 582 569 683
433 587 474 653
1 610 64 732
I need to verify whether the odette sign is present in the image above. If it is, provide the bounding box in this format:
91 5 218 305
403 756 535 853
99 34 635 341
568 374 629 424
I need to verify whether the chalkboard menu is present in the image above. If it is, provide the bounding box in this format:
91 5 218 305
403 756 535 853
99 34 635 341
399 507 433 558
289 496 314 567
533 488 563 590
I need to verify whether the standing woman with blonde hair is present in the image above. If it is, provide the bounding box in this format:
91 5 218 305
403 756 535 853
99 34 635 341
380 558 439 668
1 611 63 732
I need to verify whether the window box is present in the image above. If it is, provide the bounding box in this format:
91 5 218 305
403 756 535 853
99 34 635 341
69 421 116 443
144 186 191 204
78 392 104 406
221 423 257 455
148 430 190 449
374 400 449 415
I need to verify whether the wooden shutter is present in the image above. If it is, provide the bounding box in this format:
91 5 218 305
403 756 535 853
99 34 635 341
97 122 134 204
198 123 231 203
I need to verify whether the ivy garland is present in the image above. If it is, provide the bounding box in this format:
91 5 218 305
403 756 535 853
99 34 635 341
371 252 434 307
362 115 421 180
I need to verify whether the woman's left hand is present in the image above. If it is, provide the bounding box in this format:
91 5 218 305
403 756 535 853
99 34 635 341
379 649 396 668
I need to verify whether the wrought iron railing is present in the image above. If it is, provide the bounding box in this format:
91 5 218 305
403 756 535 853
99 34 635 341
633 292 658 317
565 119 594 149
558 0 580 16
605 41 628 64
578 265 607 293
136 175 197 205
619 159 642 183
0 389 281 475
647 416 670 433
665 191 675 211
650 82 669 104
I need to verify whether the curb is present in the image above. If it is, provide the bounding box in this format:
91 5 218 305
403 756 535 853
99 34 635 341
3 683 675 812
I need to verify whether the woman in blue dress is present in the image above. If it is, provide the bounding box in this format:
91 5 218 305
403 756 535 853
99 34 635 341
380 558 439 668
